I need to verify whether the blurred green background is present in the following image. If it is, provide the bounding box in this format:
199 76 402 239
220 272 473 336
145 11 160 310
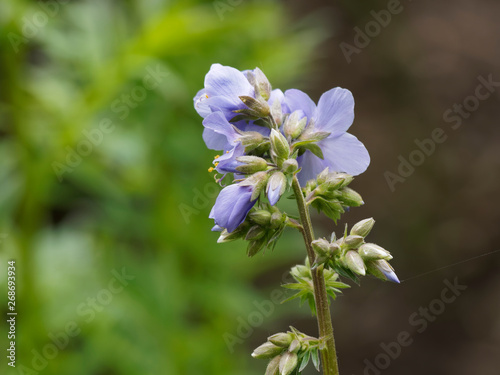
1 0 499 374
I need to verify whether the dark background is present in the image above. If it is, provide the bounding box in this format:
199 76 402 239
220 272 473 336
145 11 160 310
1 0 499 374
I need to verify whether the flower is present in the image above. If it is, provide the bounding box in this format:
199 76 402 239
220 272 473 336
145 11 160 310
194 64 285 123
209 183 257 232
284 88 370 184
266 172 286 206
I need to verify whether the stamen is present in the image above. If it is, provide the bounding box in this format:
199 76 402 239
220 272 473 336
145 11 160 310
214 155 220 159
208 167 214 172
214 162 219 167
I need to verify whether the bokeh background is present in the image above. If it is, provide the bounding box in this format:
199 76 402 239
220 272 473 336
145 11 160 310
1 0 499 374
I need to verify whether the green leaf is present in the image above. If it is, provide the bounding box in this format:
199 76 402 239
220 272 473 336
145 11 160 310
311 348 320 371
298 350 311 372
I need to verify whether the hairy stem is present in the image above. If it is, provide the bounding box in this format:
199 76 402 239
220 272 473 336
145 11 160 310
291 175 340 375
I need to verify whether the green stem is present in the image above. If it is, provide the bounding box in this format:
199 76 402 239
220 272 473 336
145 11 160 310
291 176 340 375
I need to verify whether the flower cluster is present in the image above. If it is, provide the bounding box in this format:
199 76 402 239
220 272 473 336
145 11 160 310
194 64 370 235
252 326 323 375
311 218 399 283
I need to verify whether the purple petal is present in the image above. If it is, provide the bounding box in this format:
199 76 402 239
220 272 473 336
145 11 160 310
319 133 370 175
204 95 246 121
314 88 354 135
205 64 255 101
210 184 256 232
202 112 240 150
193 89 211 118
296 150 328 186
284 89 316 119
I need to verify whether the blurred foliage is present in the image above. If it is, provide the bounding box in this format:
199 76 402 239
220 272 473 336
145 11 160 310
0 0 327 374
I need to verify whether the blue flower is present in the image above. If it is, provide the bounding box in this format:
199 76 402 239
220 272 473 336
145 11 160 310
284 88 370 184
209 183 257 232
194 64 285 122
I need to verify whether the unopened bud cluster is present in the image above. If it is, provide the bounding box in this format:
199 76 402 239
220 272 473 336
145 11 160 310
217 204 287 257
252 326 322 375
304 167 364 222
311 218 399 283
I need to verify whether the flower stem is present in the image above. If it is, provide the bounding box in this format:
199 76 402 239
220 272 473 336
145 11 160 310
291 175 340 375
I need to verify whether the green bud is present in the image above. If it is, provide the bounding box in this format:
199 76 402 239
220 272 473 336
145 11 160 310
271 98 283 126
240 171 269 201
358 243 392 260
282 159 298 174
344 235 364 249
270 129 290 164
268 332 293 348
329 242 341 256
312 238 330 257
265 355 281 375
283 110 307 139
270 212 285 229
245 225 267 241
288 339 300 353
253 67 272 101
235 156 268 174
239 95 270 117
247 237 267 257
317 167 330 184
239 131 265 152
339 187 364 207
249 210 272 226
344 250 366 276
252 342 284 359
351 218 375 238
279 352 298 375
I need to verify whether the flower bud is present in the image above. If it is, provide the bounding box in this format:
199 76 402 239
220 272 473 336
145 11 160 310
239 131 265 152
358 243 392 260
351 218 375 238
288 339 300 353
265 355 281 375
367 259 400 283
249 210 272 226
266 172 287 206
271 98 283 127
240 171 269 201
279 352 298 375
344 235 364 249
329 242 341 256
268 332 293 348
343 250 366 276
253 67 272 101
339 187 364 207
312 238 330 257
283 110 307 139
252 342 284 359
247 237 267 257
238 95 270 117
245 225 267 241
270 212 285 229
282 159 298 174
270 129 290 164
235 156 268 174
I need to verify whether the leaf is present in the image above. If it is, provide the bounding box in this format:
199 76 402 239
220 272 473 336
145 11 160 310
311 348 320 371
298 350 311 372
